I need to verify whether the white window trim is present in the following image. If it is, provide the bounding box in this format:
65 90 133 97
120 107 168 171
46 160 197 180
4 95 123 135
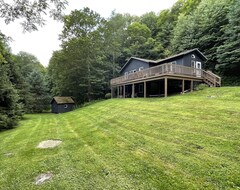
139 67 144 71
191 54 196 58
191 60 195 68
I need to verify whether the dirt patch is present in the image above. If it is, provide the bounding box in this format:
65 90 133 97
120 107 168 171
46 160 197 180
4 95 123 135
35 172 53 185
37 140 62 149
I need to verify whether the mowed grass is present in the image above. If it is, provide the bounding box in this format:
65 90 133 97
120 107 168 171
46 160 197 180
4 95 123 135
0 87 240 190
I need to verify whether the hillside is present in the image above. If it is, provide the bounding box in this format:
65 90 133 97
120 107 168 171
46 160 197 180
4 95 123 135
0 87 240 189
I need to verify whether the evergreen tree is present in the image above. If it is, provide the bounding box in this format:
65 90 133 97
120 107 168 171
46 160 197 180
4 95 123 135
0 36 23 130
13 51 47 112
27 70 51 113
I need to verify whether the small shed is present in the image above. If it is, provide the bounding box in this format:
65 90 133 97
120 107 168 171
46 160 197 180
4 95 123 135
51 96 75 114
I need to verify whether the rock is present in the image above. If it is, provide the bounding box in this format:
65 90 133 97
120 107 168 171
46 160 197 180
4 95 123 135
4 152 13 156
35 172 53 185
207 95 216 98
37 140 62 149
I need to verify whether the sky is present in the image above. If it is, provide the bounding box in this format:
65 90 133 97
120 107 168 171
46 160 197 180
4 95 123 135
0 0 178 67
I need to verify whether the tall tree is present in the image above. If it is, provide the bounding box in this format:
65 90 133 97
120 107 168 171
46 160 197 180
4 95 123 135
124 22 151 57
13 52 47 112
27 70 51 113
140 12 158 37
13 51 46 77
0 36 23 130
0 0 67 31
171 0 232 70
103 12 134 77
49 8 108 103
217 0 240 85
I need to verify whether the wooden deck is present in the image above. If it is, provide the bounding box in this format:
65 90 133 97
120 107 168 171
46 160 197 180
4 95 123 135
111 63 221 87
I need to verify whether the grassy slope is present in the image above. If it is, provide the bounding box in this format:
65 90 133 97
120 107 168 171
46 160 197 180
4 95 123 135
0 87 240 190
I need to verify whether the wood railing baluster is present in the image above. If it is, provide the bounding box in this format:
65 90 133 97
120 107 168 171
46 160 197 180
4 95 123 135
110 63 221 87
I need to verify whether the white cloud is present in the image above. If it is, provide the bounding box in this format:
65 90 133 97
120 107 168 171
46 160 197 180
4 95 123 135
0 0 177 67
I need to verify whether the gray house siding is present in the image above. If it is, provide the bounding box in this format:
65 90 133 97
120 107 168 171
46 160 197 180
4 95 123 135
154 57 184 67
51 101 74 114
183 53 205 69
120 60 149 75
154 53 205 69
120 50 206 76
51 101 58 113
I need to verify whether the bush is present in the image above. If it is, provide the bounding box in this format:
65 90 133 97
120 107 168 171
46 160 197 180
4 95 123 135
105 93 111 99
196 83 209 91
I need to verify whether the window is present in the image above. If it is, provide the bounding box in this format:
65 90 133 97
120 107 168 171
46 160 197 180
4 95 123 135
171 61 176 64
139 67 144 71
64 104 68 109
125 72 128 76
191 54 196 58
191 60 195 68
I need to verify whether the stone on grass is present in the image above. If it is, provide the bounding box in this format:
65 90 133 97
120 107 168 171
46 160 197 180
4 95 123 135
4 152 13 157
35 172 53 185
37 140 62 149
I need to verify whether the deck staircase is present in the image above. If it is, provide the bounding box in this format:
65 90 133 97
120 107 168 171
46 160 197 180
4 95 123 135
203 70 221 87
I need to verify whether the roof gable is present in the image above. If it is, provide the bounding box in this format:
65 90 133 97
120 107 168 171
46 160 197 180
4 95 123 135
156 48 207 64
120 57 156 73
51 96 75 104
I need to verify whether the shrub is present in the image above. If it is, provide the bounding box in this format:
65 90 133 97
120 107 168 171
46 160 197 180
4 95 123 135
196 83 209 91
105 93 111 99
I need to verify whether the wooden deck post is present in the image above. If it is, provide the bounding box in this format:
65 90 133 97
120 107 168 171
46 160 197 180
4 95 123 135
123 85 125 98
117 86 119 98
190 80 193 92
144 81 147 98
132 84 135 98
182 80 185 94
111 87 113 98
120 86 122 97
164 77 168 97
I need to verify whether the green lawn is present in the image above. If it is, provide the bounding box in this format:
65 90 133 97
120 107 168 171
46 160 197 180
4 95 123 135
0 87 240 190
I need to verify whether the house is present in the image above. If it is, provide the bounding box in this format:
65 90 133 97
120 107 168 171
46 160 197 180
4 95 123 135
110 49 221 98
51 96 75 113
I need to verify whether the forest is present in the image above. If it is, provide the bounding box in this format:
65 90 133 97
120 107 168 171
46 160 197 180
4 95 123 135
0 0 239 129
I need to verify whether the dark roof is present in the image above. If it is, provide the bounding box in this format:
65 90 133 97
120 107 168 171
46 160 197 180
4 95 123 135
51 96 75 104
156 48 207 64
120 57 156 73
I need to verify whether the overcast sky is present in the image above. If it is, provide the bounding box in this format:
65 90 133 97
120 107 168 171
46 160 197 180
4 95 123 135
0 0 177 67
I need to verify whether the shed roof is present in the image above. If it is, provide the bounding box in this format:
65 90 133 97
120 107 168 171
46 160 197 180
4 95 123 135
51 96 75 104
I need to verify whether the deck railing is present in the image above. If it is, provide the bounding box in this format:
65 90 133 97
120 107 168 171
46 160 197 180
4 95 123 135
202 70 221 86
111 63 203 86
